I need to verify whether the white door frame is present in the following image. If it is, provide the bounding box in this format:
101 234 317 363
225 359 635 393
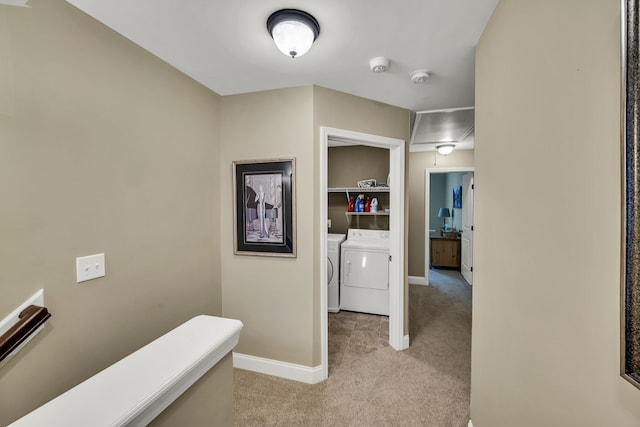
320 126 406 381
424 167 474 283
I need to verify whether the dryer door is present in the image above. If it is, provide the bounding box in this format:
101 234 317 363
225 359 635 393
342 249 389 290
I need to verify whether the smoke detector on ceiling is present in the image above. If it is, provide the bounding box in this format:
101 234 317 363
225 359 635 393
369 57 390 73
410 70 430 84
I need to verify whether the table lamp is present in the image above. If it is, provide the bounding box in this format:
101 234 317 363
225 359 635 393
437 208 451 230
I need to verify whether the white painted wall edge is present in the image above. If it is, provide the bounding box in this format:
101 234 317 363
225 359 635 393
233 353 323 384
408 276 428 286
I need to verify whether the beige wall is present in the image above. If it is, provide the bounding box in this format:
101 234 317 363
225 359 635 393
328 145 390 188
328 145 390 235
472 0 640 426
150 354 233 427
408 150 474 277
221 86 315 365
0 1 226 425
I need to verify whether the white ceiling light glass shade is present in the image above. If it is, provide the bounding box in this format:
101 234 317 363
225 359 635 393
267 9 320 58
436 144 455 155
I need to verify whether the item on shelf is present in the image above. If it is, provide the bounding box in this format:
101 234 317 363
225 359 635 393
348 197 355 212
364 197 371 212
357 195 365 212
357 179 376 188
370 198 378 213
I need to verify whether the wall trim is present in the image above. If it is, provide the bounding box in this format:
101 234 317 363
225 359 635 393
409 275 428 286
233 352 323 384
468 420 473 427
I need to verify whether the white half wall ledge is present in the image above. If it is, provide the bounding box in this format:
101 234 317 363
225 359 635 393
9 315 243 427
233 352 324 384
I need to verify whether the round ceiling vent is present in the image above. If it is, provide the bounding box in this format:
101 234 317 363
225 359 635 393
410 70 430 84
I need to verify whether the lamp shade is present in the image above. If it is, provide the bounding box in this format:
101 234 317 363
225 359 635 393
437 208 451 218
267 9 320 58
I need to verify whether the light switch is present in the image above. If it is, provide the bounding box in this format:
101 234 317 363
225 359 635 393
76 253 105 283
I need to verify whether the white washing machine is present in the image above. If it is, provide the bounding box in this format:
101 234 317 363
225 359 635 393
340 229 390 316
327 233 346 313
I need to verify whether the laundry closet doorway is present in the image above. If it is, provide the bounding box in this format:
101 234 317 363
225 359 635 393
319 127 406 381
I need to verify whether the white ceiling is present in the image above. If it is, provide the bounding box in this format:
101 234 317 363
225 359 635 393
54 0 500 151
64 0 498 117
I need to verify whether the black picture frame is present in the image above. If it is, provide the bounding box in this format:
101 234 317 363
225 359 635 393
622 0 640 390
233 158 296 257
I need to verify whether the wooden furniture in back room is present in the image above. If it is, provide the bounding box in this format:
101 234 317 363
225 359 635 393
430 235 461 269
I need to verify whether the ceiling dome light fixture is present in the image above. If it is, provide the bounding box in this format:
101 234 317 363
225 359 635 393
436 144 455 155
267 9 320 58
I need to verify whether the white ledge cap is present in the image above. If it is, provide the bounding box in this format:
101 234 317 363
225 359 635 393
10 315 243 427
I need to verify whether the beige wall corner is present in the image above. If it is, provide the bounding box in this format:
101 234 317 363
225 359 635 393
220 85 410 368
0 0 223 424
408 149 475 277
472 0 640 425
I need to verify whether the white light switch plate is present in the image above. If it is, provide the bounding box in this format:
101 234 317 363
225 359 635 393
76 253 105 283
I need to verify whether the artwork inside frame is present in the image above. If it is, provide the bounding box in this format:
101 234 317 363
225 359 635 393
233 158 296 257
453 186 462 209
622 0 640 390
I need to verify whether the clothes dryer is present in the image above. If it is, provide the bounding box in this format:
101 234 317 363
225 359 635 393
327 233 346 313
340 229 390 316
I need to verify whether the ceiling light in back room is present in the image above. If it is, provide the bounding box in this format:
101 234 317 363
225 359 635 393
267 9 320 58
436 144 455 155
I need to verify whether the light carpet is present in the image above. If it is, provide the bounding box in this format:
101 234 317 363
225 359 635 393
233 269 472 426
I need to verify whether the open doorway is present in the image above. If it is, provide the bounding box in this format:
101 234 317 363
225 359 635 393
320 127 406 381
425 167 474 285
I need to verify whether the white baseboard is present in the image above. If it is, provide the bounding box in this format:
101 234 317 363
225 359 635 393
233 352 324 384
409 275 428 286
403 334 410 349
468 420 473 427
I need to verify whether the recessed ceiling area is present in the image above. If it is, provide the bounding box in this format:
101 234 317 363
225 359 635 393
410 108 475 152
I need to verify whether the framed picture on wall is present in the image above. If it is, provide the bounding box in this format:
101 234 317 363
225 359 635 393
232 158 296 257
622 0 640 390
453 186 462 209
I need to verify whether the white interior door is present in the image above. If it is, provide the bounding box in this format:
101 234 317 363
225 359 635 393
461 173 474 285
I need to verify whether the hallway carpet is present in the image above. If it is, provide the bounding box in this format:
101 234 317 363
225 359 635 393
233 269 472 426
